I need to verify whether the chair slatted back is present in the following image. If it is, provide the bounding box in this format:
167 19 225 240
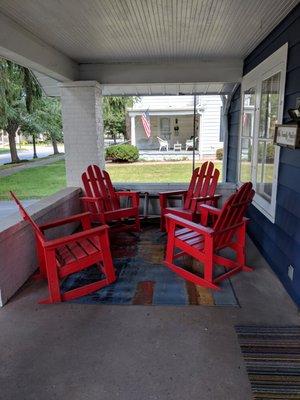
213 182 254 249
10 191 44 241
82 165 120 212
184 161 220 211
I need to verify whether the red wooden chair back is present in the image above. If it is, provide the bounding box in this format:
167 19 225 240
184 161 219 211
213 182 254 249
10 191 44 241
82 165 120 213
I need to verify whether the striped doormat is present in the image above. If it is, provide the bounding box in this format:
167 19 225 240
236 326 300 399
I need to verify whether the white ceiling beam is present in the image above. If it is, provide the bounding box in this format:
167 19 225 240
79 59 243 84
0 12 78 81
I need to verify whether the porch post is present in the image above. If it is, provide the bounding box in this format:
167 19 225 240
59 81 103 187
198 114 203 159
130 115 136 146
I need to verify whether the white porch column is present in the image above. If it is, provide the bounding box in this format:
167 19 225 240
198 114 203 159
130 115 136 146
59 81 103 187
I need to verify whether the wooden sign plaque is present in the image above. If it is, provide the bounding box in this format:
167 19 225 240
274 124 300 149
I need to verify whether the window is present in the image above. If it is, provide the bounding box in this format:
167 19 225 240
159 117 171 139
239 87 255 182
238 44 288 222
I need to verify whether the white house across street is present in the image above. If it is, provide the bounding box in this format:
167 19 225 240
127 95 223 160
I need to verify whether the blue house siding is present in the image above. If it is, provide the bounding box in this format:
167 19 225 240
233 4 300 305
226 85 241 182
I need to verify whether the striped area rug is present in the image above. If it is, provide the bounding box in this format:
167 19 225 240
236 326 300 399
62 223 239 306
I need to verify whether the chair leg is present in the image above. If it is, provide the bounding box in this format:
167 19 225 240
165 225 175 264
36 240 47 279
99 231 116 284
236 224 252 271
41 252 62 304
160 212 166 231
159 195 167 231
134 212 141 232
204 237 214 285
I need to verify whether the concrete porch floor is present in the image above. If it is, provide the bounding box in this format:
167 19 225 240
0 236 299 400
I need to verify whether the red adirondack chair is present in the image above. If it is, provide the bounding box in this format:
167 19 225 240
81 165 140 232
11 192 116 304
164 182 255 289
159 161 221 231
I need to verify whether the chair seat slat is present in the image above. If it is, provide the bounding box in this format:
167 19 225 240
78 238 100 256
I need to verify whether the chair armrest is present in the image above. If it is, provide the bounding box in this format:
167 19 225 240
192 194 221 202
116 191 139 207
39 212 92 231
165 213 214 236
198 204 221 215
159 190 187 212
198 203 221 226
116 191 138 197
44 225 109 250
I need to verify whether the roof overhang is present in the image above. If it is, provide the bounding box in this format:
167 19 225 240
127 108 198 117
0 12 77 82
33 79 239 98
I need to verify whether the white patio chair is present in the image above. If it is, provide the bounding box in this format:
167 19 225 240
185 137 198 151
157 136 169 151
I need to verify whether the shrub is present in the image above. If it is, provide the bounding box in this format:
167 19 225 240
216 148 223 160
106 144 139 163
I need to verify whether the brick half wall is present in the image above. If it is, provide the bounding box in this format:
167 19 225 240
0 188 81 306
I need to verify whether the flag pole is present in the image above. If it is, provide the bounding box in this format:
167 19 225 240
192 95 196 171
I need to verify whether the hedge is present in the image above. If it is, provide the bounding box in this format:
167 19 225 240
106 144 139 163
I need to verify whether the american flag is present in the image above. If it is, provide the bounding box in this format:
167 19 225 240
242 112 248 126
141 110 151 138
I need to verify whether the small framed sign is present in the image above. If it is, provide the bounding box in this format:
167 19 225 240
274 124 300 149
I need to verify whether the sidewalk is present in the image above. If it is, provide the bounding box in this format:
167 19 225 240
0 199 38 219
0 154 65 178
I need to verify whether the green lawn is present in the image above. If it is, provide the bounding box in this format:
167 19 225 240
0 161 67 199
0 160 223 200
108 161 223 183
0 159 276 201
0 148 10 154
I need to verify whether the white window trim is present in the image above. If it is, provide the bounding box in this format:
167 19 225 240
159 116 172 138
238 43 288 223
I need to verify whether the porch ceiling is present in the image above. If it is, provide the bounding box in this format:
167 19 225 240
101 82 237 96
0 0 298 95
0 0 298 63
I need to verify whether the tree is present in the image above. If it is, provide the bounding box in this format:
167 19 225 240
103 96 135 142
0 59 41 163
35 98 63 154
20 113 42 158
